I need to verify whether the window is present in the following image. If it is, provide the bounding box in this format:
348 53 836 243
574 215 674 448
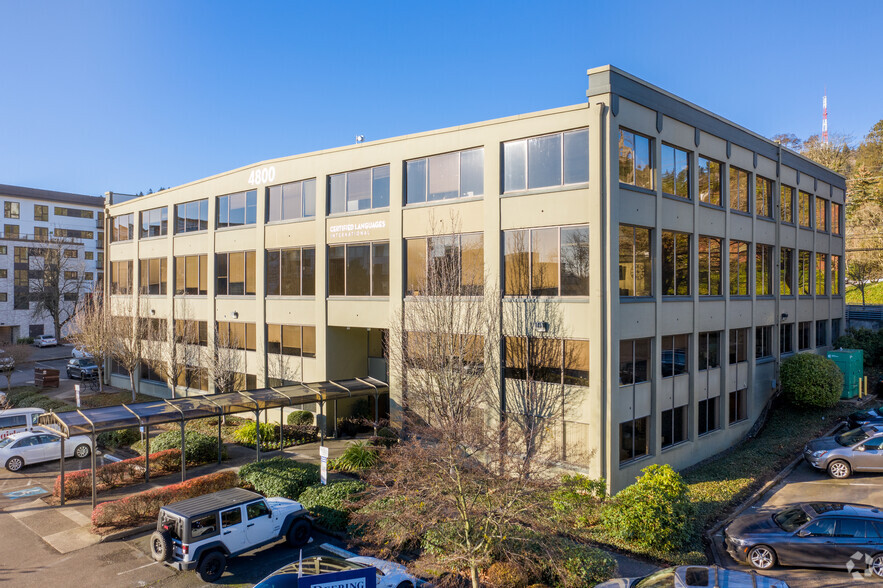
781 186 794 223
620 417 649 463
0 246 5 254
112 213 134 242
729 240 749 296
780 323 793 354
620 338 651 385
832 202 842 235
408 148 485 203
328 165 389 214
4 202 19 219
33 205 48 222
111 261 133 295
174 199 209 233
816 253 827 295
503 226 588 297
54 228 93 239
798 191 812 227
618 225 651 296
816 197 827 231
756 244 773 296
0 269 5 278
266 247 316 296
216 190 257 228
698 157 722 206
64 271 78 280
247 501 271 520
816 321 827 347
138 258 167 295
729 328 748 364
31 226 47 240
798 321 812 350
660 144 690 199
504 337 590 386
0 293 6 302
661 406 688 449
4 225 19 239
756 325 774 359
755 176 773 218
85 251 93 260
267 179 317 221
660 231 690 295
216 321 257 351
328 242 389 296
698 236 722 296
408 233 484 296
140 363 164 384
661 334 688 377
832 318 842 342
832 255 841 295
780 247 794 296
729 167 750 213
504 130 588 194
729 389 747 424
797 251 811 296
698 397 720 436
174 255 208 295
175 320 208 346
54 207 93 219
178 365 208 391
619 129 652 189
697 332 721 370
221 507 242 528
216 252 256 296
268 324 316 358
139 207 168 238
63 249 78 259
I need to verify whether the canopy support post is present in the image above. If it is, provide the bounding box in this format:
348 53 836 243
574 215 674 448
145 425 150 483
90 432 97 511
319 400 325 447
279 406 284 455
217 415 222 464
255 410 261 462
180 420 186 482
374 391 379 436
59 436 65 506
334 399 338 438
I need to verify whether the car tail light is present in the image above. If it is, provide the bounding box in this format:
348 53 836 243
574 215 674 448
182 544 189 554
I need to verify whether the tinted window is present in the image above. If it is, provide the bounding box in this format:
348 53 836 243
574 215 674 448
634 568 675 588
247 501 271 520
802 518 836 537
774 506 811 532
190 513 218 538
221 507 242 527
837 518 867 538
863 437 883 450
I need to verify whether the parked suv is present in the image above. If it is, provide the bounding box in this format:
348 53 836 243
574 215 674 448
66 358 98 380
804 424 883 479
150 487 313 582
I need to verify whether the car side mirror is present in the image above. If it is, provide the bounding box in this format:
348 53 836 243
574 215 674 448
856 445 866 452
797 529 809 537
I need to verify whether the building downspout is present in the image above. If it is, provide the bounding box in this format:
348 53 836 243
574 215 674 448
594 98 610 486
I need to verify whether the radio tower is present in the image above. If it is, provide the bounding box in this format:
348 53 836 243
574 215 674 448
822 90 828 145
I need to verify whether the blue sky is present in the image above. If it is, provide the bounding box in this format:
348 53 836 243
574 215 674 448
1 0 880 196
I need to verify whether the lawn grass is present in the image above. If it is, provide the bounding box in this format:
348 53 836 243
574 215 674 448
79 389 156 408
846 283 883 305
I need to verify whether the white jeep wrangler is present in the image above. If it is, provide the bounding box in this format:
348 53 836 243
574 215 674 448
150 487 313 582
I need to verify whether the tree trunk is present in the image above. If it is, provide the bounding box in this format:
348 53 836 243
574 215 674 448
128 372 137 402
470 565 480 588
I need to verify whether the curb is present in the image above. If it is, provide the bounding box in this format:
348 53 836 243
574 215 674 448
99 523 155 543
705 419 848 566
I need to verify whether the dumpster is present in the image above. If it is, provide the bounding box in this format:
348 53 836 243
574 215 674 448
826 349 864 399
34 368 60 388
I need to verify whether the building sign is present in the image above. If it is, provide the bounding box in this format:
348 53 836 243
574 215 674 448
297 567 376 588
327 219 387 242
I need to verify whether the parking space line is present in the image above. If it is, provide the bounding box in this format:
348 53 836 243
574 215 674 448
117 561 160 575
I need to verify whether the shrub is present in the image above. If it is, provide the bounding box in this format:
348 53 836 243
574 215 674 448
600 463 694 552
31 397 70 412
149 430 224 464
233 421 277 447
97 428 140 449
555 544 617 587
550 474 606 528
91 470 239 531
834 327 883 368
287 410 314 426
233 421 319 450
329 441 378 472
780 353 844 408
12 393 45 408
238 456 319 499
17 337 33 344
336 416 371 438
486 561 530 588
297 480 366 531
54 448 182 499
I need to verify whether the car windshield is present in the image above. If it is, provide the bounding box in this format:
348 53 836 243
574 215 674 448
635 568 675 588
774 506 811 532
0 437 15 448
836 428 872 447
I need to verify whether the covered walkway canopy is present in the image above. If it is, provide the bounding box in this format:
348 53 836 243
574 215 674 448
38 377 388 509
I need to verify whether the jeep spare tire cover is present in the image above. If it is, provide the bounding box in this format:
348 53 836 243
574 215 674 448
150 530 172 562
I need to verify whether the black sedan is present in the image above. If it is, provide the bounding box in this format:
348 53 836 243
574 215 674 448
725 502 883 577
847 407 883 429
66 358 98 380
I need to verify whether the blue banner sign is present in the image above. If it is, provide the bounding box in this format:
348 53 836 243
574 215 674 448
298 567 376 588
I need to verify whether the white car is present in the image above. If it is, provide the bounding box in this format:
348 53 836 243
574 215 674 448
595 565 789 588
71 346 92 359
33 335 57 348
0 430 92 471
255 544 417 588
0 349 13 371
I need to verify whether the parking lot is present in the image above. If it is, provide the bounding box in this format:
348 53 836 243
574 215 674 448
714 456 883 587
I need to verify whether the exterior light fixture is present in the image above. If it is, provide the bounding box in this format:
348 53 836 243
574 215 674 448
232 311 239 319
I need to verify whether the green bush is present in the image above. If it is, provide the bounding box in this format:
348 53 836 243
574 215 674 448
287 410 314 426
780 353 844 408
600 463 694 552
297 480 366 531
233 421 319 450
486 561 530 588
97 428 140 449
17 337 33 344
148 430 225 464
12 393 45 408
834 327 883 368
233 421 277 446
238 456 319 499
329 441 378 472
555 544 617 587
550 474 606 528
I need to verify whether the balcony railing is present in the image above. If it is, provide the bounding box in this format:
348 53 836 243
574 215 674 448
0 233 85 246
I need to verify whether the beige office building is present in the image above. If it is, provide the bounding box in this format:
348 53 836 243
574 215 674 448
105 66 845 492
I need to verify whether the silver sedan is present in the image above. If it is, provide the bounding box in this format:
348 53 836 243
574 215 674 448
0 429 93 471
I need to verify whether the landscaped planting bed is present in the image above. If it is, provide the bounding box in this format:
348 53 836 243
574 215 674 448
53 449 182 499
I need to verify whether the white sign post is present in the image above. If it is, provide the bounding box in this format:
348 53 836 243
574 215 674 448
74 384 81 408
319 445 329 485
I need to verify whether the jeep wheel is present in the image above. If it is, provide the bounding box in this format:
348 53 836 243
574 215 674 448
150 530 172 562
198 551 226 583
286 518 312 547
5 456 24 472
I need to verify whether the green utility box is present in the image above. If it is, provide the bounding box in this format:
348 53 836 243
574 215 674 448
827 349 864 399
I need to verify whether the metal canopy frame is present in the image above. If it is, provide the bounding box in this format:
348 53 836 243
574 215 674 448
38 379 389 510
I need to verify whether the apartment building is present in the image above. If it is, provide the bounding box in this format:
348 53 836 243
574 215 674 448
0 184 104 343
105 66 845 492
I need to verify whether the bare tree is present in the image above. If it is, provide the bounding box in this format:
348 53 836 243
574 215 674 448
144 305 203 399
209 322 243 395
69 295 111 391
0 344 34 393
108 296 147 402
28 237 91 339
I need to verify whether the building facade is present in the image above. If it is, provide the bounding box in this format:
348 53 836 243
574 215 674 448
0 184 104 343
105 66 845 492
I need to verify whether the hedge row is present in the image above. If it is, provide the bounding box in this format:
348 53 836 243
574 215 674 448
233 422 319 450
54 449 182 499
239 457 319 499
91 470 240 531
